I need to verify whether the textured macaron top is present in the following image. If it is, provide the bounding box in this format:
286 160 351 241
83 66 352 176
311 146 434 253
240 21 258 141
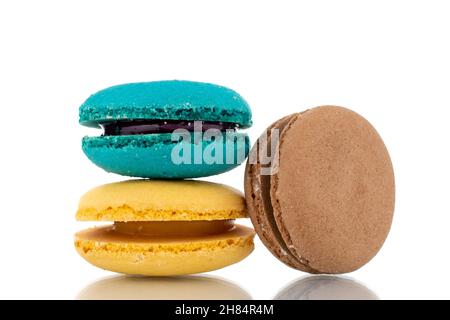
79 80 252 128
77 180 248 221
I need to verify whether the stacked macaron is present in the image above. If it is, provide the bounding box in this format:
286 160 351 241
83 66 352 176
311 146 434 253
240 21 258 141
76 82 396 277
76 81 255 276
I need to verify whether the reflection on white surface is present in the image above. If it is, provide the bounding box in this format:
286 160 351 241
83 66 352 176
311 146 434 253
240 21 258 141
77 275 252 300
274 276 378 300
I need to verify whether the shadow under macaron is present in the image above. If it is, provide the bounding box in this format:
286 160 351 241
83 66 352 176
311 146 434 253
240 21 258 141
77 275 252 300
274 275 378 300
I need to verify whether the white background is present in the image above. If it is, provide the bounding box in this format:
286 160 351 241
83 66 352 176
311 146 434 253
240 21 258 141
0 0 449 300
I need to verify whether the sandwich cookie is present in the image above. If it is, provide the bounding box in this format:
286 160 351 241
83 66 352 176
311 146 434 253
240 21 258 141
75 180 255 276
245 106 395 274
80 80 252 178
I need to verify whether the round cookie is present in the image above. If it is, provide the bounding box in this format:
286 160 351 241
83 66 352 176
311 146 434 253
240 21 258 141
75 225 254 276
79 81 252 127
245 106 395 274
82 133 249 179
75 180 255 276
77 179 248 221
79 80 252 178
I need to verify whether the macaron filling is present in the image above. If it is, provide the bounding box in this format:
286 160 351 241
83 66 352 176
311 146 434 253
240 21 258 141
101 120 239 136
113 220 235 237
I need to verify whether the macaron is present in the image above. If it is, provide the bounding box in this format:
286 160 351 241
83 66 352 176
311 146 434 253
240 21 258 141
245 106 395 274
75 180 255 276
79 80 252 178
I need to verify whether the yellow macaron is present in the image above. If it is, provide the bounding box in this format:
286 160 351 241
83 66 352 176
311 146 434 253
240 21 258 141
75 180 255 276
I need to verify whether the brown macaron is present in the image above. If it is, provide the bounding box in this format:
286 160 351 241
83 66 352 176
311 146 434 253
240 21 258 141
245 106 395 274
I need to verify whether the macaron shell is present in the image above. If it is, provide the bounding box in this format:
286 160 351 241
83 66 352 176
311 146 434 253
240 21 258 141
75 225 255 276
244 114 317 273
82 132 249 179
77 180 248 221
79 81 252 128
271 106 395 273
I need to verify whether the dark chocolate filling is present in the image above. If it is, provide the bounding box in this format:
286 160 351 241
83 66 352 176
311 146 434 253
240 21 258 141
100 120 239 136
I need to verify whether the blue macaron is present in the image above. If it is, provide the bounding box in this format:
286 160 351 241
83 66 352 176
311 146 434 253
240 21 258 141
79 80 252 178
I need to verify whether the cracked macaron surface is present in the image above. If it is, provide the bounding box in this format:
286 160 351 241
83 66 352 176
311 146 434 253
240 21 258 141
245 106 395 274
79 80 252 178
75 180 255 276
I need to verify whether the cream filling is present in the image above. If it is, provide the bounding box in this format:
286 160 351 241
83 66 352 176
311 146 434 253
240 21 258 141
113 220 235 237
